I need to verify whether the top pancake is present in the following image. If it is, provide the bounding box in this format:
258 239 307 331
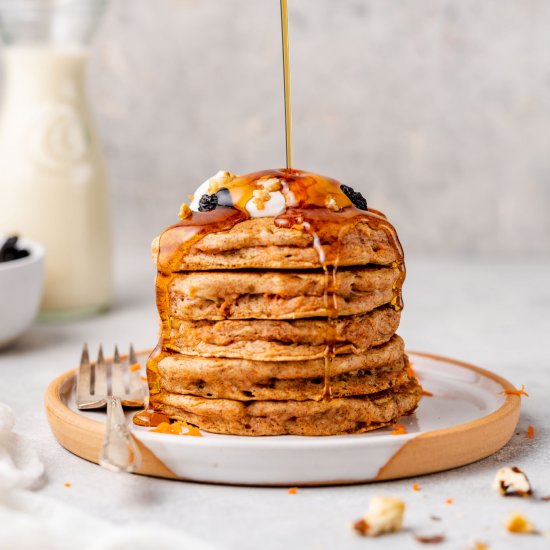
152 216 402 271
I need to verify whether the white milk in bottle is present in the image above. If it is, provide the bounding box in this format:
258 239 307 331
0 2 112 318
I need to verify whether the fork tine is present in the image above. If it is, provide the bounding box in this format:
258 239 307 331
76 343 92 408
111 345 126 398
81 342 90 366
129 343 137 366
95 344 108 397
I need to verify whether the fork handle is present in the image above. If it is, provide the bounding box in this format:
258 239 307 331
99 396 142 473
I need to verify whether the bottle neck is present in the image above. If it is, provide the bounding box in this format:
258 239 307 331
0 0 107 47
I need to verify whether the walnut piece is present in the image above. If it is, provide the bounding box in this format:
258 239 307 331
259 177 283 192
252 188 272 210
178 203 192 220
352 496 405 537
325 194 341 212
207 170 236 194
492 466 532 497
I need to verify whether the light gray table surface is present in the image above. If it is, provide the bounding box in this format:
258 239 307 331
1 255 549 550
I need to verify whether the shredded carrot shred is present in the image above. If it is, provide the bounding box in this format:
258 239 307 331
412 483 420 492
64 482 71 488
140 375 147 382
500 385 529 397
391 424 407 435
406 366 417 378
445 498 453 505
288 487 298 495
129 363 141 372
527 425 535 439
422 390 434 397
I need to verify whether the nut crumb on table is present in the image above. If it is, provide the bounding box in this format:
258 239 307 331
352 496 405 537
492 466 532 497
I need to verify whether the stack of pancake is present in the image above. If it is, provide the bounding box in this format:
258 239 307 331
145 169 422 436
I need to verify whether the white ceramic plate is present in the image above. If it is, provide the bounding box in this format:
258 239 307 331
46 351 520 486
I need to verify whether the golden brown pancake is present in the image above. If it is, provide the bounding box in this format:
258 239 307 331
148 379 422 436
167 307 400 360
156 358 410 401
155 334 404 381
166 267 401 320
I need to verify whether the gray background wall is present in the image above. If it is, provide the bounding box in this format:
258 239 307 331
5 0 550 258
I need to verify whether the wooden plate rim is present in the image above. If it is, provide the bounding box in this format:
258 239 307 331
406 349 519 438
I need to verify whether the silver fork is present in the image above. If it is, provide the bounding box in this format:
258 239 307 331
76 344 145 473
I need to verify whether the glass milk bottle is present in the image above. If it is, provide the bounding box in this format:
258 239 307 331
0 0 111 319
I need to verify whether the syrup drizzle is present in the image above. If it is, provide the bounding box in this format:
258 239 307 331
280 0 293 168
135 169 405 426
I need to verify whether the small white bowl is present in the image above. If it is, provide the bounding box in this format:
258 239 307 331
0 239 45 349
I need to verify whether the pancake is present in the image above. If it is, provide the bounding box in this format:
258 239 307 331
166 266 401 320
148 379 422 436
167 307 400 360
155 357 410 401
152 216 402 271
155 335 404 391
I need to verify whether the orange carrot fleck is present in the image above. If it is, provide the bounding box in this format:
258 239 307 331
527 425 535 439
445 498 453 505
500 385 529 397
140 375 147 382
422 390 434 397
412 483 420 492
150 421 183 435
129 363 141 372
64 482 71 488
288 487 298 495
391 424 407 436
183 425 203 437
151 421 202 437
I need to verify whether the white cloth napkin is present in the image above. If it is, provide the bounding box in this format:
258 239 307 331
0 403 214 550
0 402 44 491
